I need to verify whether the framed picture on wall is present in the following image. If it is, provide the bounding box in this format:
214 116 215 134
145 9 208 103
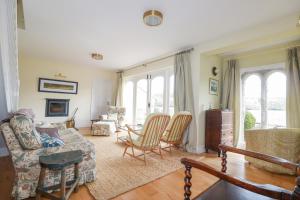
38 78 78 94
209 78 219 95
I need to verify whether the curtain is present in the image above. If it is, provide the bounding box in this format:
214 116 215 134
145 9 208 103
286 47 300 128
221 60 241 146
0 0 19 116
115 71 123 107
174 51 197 152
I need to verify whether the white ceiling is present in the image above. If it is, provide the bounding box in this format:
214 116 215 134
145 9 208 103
18 0 300 70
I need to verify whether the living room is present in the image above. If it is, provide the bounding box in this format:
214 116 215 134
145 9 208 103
1 0 300 200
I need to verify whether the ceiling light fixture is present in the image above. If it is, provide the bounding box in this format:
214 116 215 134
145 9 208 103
143 10 163 26
91 53 103 60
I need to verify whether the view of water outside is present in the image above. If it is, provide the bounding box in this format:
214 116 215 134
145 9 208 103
244 75 261 127
267 72 286 127
244 72 286 128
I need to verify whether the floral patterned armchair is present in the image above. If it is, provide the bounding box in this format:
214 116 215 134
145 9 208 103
99 106 126 131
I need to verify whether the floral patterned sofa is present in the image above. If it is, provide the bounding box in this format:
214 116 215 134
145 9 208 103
0 122 96 200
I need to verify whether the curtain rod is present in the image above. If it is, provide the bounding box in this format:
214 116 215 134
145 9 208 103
124 47 194 72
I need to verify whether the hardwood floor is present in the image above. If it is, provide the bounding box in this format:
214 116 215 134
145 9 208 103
36 128 296 200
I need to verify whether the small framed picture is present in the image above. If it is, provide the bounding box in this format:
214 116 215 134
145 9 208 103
38 78 78 94
209 78 219 95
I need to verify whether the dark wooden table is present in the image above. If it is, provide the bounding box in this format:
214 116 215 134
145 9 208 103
36 150 83 200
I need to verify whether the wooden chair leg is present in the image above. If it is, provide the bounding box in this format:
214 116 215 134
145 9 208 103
36 167 46 200
131 146 135 157
74 163 80 192
143 150 147 165
60 168 66 199
123 146 128 157
159 146 163 159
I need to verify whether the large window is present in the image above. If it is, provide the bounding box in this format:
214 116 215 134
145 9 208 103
136 79 148 124
242 68 286 129
123 68 174 124
123 81 134 123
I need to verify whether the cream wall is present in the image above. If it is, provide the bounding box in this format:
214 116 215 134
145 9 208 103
188 21 300 153
189 51 222 152
223 40 300 69
18 56 116 127
123 57 173 78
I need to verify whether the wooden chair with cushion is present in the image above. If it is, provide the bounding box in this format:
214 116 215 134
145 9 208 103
181 144 300 200
123 113 170 165
160 111 192 153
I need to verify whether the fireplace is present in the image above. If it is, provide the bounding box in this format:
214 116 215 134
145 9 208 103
45 99 69 117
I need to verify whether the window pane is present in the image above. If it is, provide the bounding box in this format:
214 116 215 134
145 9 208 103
123 81 133 124
267 72 286 128
169 75 174 115
136 79 147 124
244 75 261 129
151 76 164 113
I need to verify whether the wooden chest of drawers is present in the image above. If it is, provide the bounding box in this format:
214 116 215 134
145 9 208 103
205 109 233 156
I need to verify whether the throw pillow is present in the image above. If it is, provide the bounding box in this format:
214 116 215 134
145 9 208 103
36 127 60 139
10 115 42 150
13 108 35 119
40 133 64 148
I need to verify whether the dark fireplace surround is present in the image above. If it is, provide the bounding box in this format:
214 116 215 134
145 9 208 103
45 98 69 117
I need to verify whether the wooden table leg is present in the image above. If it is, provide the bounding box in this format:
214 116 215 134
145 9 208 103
74 163 80 192
36 167 46 200
60 168 66 199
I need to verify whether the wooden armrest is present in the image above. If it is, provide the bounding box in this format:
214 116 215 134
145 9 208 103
125 124 143 136
181 158 293 200
218 144 299 173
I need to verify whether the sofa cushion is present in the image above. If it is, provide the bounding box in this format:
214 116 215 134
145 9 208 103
40 133 64 148
36 127 60 139
0 123 22 151
10 115 42 150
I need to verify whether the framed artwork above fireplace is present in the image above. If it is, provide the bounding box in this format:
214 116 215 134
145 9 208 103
45 99 70 117
38 78 78 94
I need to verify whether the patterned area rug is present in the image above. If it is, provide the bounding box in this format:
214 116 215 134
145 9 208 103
85 133 200 200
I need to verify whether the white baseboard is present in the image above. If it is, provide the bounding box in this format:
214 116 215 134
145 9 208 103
75 119 91 128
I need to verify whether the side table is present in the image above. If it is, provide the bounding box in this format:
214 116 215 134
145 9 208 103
36 150 83 200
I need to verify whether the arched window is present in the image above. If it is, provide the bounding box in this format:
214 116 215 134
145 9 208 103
123 68 174 125
242 68 286 129
244 75 262 128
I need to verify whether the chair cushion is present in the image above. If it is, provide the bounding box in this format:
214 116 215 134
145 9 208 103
10 115 42 150
40 133 64 148
126 134 143 146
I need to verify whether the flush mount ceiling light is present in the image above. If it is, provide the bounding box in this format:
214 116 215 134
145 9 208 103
143 10 163 26
91 53 103 60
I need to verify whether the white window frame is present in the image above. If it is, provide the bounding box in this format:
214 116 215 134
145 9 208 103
123 67 174 124
241 63 286 129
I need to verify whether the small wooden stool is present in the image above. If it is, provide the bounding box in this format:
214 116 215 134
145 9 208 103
36 150 83 200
